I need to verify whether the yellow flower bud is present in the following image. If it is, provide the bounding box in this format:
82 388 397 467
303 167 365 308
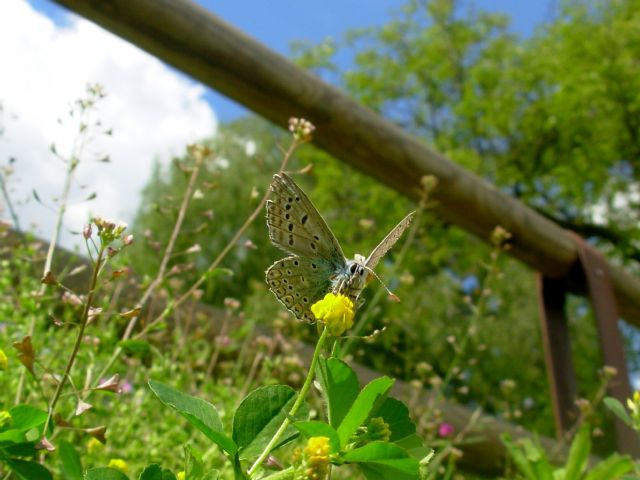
87 438 103 454
107 459 128 474
310 293 355 336
177 472 185 480
0 411 11 428
0 349 7 370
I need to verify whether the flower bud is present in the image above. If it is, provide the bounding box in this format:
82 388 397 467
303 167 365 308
0 349 7 370
438 423 455 438
107 459 128 474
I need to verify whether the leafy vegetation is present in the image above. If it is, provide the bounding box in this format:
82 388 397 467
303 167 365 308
2 0 640 478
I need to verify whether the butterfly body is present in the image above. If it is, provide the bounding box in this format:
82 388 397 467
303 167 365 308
266 173 414 322
331 255 371 301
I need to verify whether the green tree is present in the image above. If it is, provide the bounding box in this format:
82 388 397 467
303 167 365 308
132 0 640 454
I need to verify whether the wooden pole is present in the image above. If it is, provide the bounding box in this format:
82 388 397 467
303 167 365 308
50 0 640 325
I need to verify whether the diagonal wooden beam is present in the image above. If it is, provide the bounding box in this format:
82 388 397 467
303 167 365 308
51 0 640 326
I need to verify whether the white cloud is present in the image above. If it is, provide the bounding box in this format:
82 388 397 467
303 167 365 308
0 0 217 248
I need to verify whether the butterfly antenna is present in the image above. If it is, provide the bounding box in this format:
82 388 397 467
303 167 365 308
364 266 400 302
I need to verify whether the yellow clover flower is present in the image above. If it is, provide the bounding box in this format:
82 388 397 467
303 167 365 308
310 293 355 336
0 349 8 370
303 436 330 480
108 459 128 474
87 438 103 454
0 411 11 428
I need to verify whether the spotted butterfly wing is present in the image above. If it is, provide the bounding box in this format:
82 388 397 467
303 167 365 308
266 173 346 265
266 256 335 322
266 173 347 321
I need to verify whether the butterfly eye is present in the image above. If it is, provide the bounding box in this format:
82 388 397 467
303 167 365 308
350 264 357 274
358 267 365 276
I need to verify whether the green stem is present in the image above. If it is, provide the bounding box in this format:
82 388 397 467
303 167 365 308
92 139 300 388
41 246 104 439
248 327 330 477
261 467 295 480
16 103 93 404
440 252 499 391
0 171 20 231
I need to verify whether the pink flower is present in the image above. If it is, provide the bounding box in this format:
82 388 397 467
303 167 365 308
121 381 133 394
438 423 455 438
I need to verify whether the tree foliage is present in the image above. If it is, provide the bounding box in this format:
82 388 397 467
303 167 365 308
297 0 640 263
132 0 640 452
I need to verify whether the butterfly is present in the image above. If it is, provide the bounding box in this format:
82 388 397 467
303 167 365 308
265 173 415 322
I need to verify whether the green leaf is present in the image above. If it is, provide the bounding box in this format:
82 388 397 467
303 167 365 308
372 397 417 443
521 439 553 480
316 357 359 429
148 380 237 455
118 340 151 356
393 434 428 460
564 424 591 480
203 268 233 279
183 446 219 480
603 397 633 427
84 468 129 480
59 440 84 480
583 454 634 480
6 458 53 480
0 429 27 445
232 385 308 460
337 376 394 448
9 405 48 431
342 441 419 480
502 434 538 480
138 465 160 480
184 446 204 480
138 464 177 480
1 438 38 457
294 421 341 453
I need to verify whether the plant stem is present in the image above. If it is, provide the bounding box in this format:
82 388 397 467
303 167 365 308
15 99 94 404
261 467 295 480
91 148 206 387
136 139 300 339
248 327 329 477
122 147 206 340
440 250 499 391
41 245 104 439
0 171 20 231
92 138 300 387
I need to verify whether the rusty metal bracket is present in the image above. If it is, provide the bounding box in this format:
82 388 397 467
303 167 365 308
536 274 579 436
537 232 640 455
572 234 639 454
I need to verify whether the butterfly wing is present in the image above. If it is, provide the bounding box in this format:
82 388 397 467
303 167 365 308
267 173 346 269
365 211 415 270
266 256 335 322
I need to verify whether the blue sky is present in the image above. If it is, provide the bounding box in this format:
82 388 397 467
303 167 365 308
29 0 552 122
